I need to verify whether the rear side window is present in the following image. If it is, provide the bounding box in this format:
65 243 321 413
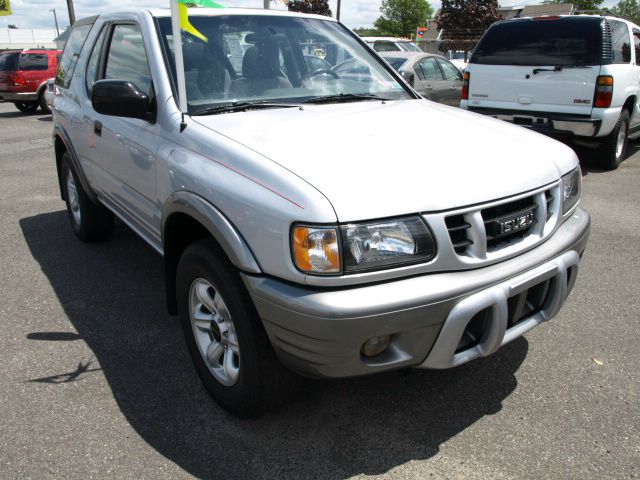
609 20 631 64
415 57 443 81
19 53 48 71
56 24 92 88
438 58 462 80
0 52 20 71
634 30 640 64
471 18 602 66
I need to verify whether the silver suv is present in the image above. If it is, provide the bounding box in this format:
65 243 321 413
53 8 590 417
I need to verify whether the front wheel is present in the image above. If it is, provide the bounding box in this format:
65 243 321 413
61 153 114 242
176 238 295 418
14 102 38 113
598 110 629 170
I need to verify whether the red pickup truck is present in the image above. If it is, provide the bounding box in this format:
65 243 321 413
0 48 62 114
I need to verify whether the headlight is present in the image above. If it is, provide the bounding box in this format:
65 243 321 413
340 217 436 273
561 166 582 214
291 217 436 275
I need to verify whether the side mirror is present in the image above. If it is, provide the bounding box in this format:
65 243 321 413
92 80 154 122
400 70 415 87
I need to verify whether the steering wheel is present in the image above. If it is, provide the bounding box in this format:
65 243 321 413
303 68 339 81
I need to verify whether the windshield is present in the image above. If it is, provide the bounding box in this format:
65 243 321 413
157 15 411 113
0 52 20 71
471 17 602 66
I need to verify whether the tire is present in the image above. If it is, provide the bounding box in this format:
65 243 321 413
61 152 114 242
39 89 51 114
14 101 39 113
598 109 629 170
176 238 296 418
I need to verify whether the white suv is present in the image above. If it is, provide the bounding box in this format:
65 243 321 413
461 15 640 170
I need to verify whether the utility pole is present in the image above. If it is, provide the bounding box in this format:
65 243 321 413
66 0 76 26
50 9 60 37
336 0 341 21
264 0 270 9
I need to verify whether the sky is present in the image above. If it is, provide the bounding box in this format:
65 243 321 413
0 0 620 31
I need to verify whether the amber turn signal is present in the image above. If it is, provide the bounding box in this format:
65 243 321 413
292 226 341 274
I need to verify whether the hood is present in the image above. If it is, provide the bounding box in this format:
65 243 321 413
193 99 577 222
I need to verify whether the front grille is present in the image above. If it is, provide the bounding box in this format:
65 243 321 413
482 195 538 250
443 186 558 258
445 214 472 254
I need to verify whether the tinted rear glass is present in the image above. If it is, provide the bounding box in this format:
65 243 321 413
19 53 48 71
386 57 408 69
0 52 20 71
471 18 602 66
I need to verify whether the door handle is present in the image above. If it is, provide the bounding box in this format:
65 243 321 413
450 85 457 89
425 85 433 91
94 120 102 136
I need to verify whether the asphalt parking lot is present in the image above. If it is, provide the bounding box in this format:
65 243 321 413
0 101 638 479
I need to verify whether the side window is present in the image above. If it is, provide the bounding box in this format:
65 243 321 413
19 53 48 71
104 24 153 96
610 20 632 64
438 58 463 81
415 58 443 81
85 26 108 96
633 30 640 65
56 24 92 88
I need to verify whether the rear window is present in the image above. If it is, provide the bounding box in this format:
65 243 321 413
386 57 408 70
471 18 602 66
0 52 20 71
19 53 49 71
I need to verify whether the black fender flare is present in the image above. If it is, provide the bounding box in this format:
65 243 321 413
52 124 99 204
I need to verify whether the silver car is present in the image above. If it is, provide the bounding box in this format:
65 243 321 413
381 51 463 107
53 9 590 417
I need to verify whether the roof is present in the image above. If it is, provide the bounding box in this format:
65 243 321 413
147 7 336 22
379 51 439 59
361 37 413 42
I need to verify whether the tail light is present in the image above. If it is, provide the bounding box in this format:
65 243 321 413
461 71 470 100
594 75 613 108
13 73 25 87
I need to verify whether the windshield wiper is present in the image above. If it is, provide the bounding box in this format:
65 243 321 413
532 65 591 74
191 101 301 116
303 93 389 104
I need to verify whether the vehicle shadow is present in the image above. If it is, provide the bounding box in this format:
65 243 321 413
20 211 528 479
574 137 640 173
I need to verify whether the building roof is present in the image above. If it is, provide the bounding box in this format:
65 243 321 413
520 3 575 16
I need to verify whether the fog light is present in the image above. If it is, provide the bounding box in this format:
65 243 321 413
361 335 391 358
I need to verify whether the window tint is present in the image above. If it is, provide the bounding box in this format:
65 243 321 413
56 24 92 88
415 58 443 81
0 52 20 71
19 53 48 71
85 26 108 95
471 18 601 66
104 24 152 96
438 58 462 80
610 20 631 64
386 57 408 70
634 30 640 64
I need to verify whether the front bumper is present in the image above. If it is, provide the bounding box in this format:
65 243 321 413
242 208 590 378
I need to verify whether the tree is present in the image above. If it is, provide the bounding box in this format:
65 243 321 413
373 0 434 38
287 0 332 17
611 0 640 24
353 27 383 37
437 0 500 54
541 0 603 13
